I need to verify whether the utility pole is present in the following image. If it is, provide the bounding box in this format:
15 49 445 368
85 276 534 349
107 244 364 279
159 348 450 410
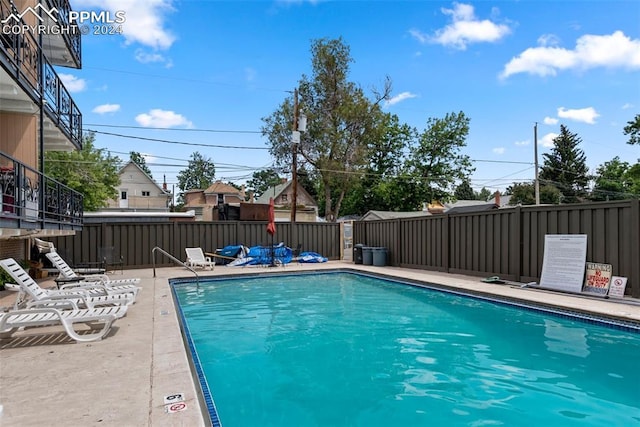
534 122 540 205
291 88 299 223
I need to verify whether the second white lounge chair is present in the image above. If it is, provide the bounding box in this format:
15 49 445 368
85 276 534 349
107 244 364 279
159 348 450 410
45 252 141 298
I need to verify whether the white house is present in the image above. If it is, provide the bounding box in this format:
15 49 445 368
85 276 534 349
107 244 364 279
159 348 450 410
105 161 172 212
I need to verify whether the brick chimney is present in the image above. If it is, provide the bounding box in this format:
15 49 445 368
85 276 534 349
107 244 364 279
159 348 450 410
494 191 501 207
162 174 167 191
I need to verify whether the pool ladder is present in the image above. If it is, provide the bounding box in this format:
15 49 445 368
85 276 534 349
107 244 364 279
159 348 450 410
152 246 200 287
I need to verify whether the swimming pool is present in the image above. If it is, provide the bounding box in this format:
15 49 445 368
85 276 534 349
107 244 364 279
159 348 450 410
171 271 640 427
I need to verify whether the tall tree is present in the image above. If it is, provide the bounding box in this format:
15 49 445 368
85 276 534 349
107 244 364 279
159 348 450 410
247 168 282 199
130 151 152 178
340 113 414 215
405 111 474 205
623 114 640 145
539 125 589 203
475 187 492 201
176 152 216 204
454 179 475 200
44 132 120 211
262 37 391 221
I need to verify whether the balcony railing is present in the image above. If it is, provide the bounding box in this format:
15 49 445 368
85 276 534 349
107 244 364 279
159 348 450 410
0 151 83 229
44 0 82 66
0 0 83 148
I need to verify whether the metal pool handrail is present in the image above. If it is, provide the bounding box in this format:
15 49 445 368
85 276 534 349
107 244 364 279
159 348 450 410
152 246 200 288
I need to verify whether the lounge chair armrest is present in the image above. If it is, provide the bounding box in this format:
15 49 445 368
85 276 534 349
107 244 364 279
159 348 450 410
79 274 111 282
49 288 93 299
26 298 79 310
58 281 109 292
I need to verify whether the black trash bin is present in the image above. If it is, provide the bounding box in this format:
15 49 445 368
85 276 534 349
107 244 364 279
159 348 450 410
362 247 373 265
354 244 364 264
372 247 387 266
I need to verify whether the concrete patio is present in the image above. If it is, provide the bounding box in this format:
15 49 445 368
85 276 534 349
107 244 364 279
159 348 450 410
1 262 639 426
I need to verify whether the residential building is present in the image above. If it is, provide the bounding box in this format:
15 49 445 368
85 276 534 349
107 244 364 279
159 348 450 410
105 161 172 212
0 0 84 260
183 181 246 221
254 180 318 222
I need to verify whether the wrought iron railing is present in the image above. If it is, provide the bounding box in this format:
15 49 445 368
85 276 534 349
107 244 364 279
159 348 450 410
45 0 82 65
43 58 83 145
1 0 83 148
0 151 83 226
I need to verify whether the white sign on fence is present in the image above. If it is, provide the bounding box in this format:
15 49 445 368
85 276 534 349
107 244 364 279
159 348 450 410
539 234 587 293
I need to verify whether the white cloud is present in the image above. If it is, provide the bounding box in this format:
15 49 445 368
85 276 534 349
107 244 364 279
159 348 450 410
135 49 165 63
514 140 529 146
492 147 505 154
409 28 428 44
500 31 640 79
425 3 511 50
540 132 558 148
622 103 634 110
92 103 120 114
58 73 86 92
135 109 193 128
245 67 257 82
385 91 418 107
537 34 560 47
72 0 176 49
557 106 600 124
543 117 558 125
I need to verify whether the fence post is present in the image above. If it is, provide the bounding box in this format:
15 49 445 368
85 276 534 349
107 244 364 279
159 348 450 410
514 206 522 283
443 214 449 273
631 199 640 298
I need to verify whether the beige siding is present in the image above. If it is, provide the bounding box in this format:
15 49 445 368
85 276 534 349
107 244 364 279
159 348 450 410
0 113 38 169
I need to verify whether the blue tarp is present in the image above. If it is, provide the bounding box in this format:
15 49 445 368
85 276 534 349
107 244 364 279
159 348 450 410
228 243 293 266
297 251 328 263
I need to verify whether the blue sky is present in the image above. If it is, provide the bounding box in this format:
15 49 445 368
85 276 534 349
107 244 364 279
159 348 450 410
64 0 640 197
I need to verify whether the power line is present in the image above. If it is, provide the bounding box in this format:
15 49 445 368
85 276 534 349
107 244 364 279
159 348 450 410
85 124 261 134
87 130 270 150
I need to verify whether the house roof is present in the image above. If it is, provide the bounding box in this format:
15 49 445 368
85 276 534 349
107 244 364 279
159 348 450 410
119 161 171 195
254 182 290 204
254 181 318 207
360 210 432 221
203 181 243 195
445 203 498 214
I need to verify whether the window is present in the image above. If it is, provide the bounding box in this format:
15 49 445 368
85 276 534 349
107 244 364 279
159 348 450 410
121 191 127 200
281 194 288 202
142 191 150 197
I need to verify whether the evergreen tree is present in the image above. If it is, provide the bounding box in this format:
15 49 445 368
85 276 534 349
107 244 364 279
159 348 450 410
454 179 475 200
475 187 492 201
539 125 589 203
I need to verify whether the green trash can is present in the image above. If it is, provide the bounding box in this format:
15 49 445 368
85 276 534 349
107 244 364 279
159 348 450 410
362 247 373 265
372 247 387 266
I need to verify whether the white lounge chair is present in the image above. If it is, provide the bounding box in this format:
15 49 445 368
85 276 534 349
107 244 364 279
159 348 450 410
0 258 136 309
0 305 126 342
45 252 141 298
185 248 215 270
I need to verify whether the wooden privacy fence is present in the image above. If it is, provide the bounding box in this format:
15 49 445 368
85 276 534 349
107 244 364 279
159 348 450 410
49 221 341 269
354 200 640 297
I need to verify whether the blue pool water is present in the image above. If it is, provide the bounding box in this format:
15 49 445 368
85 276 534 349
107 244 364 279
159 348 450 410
171 271 640 427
